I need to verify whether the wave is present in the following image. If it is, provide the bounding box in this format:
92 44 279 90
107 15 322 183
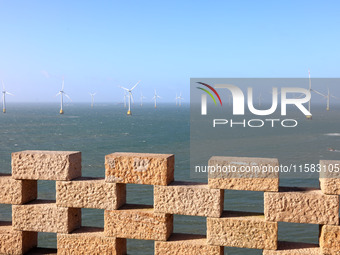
324 133 340 136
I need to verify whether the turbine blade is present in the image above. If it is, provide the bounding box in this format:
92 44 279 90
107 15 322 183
56 92 61 96
61 79 64 90
2 80 4 91
120 86 129 91
312 89 326 97
6 92 14 96
64 93 72 101
130 80 141 91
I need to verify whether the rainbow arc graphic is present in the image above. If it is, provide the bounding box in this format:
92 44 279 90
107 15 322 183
196 82 222 106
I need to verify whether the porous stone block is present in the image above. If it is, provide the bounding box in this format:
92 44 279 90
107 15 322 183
154 181 223 217
264 187 339 225
0 174 37 204
320 225 340 255
56 177 126 210
208 156 279 191
104 204 173 241
207 211 277 250
0 221 37 255
105 152 174 185
263 241 321 254
320 160 340 195
57 227 126 255
13 200 81 233
12 150 81 181
155 233 223 255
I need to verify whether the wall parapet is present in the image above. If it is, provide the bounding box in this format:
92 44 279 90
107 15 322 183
0 150 339 254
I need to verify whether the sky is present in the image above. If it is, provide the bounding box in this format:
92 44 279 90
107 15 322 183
0 0 339 103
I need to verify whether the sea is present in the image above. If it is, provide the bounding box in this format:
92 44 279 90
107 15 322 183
0 103 339 254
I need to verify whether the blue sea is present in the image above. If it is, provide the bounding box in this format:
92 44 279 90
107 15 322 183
0 103 339 254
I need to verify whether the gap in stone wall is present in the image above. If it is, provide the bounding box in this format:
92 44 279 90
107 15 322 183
0 204 12 222
224 190 264 213
278 222 319 244
224 246 262 255
127 239 154 254
38 232 57 249
37 180 56 200
126 183 153 205
81 208 104 228
173 214 206 235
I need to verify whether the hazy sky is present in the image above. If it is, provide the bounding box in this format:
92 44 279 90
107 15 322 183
0 1 339 103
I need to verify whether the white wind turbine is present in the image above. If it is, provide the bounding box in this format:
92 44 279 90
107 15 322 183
120 80 140 115
313 88 337 111
177 92 184 106
56 79 71 114
89 92 96 108
2 80 14 113
140 92 146 107
152 90 161 108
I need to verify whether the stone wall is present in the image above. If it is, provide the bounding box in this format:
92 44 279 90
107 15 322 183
0 150 339 254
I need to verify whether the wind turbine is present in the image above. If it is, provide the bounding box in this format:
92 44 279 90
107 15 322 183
1 80 14 113
56 79 71 114
152 90 161 108
120 80 140 115
140 92 146 107
177 92 184 107
89 92 96 108
313 88 337 111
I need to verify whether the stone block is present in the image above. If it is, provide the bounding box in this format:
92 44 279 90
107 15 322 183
0 174 37 204
104 204 173 241
264 187 339 225
207 211 277 250
320 160 340 195
12 150 81 181
320 225 340 255
13 200 81 233
208 156 279 191
154 181 223 217
105 152 174 185
56 177 126 210
57 227 126 255
155 233 223 255
0 221 37 255
263 241 321 254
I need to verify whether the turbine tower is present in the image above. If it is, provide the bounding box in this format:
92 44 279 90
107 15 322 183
152 90 161 108
120 80 140 115
140 92 146 107
1 80 14 113
306 69 312 119
89 92 96 108
56 79 71 114
178 92 184 106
